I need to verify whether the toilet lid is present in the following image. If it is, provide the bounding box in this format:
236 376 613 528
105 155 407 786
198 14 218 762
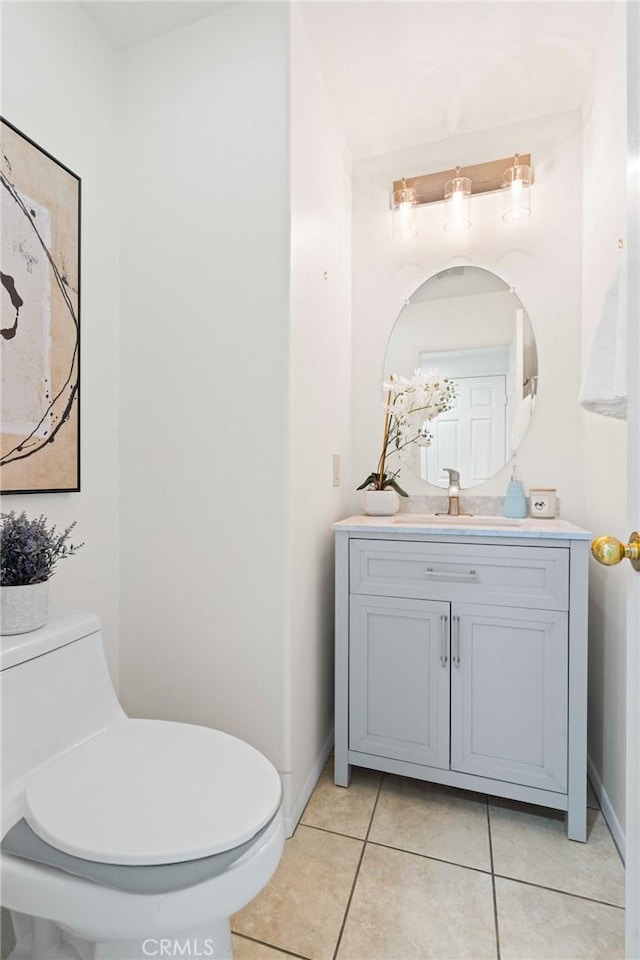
23 719 282 866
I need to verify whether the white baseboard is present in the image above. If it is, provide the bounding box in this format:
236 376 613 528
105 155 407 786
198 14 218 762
283 732 334 837
587 754 626 862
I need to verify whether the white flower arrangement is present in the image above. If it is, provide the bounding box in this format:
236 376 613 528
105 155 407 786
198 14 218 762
358 369 459 494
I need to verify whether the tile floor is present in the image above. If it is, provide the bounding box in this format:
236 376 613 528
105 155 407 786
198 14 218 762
232 761 625 960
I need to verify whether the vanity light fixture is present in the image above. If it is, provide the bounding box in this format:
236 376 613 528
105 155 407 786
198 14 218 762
391 153 533 239
444 166 472 231
502 154 532 221
391 178 418 239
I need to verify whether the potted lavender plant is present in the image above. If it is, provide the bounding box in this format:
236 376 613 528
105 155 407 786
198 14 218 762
358 371 458 515
0 511 83 635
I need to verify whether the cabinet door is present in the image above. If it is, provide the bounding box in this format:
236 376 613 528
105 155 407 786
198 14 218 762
349 595 450 768
450 604 568 792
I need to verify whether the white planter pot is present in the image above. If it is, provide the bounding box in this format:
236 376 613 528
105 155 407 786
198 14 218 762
361 489 400 516
0 581 49 635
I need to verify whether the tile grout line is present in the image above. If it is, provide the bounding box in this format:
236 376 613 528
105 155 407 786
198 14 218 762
301 822 368 842
492 872 627 910
232 932 313 960
487 799 501 960
292 772 622 960
302 802 625 909
302 815 496 879
331 773 385 960
365 838 493 877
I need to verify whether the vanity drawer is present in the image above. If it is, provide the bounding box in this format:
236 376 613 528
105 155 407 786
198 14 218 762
349 539 569 610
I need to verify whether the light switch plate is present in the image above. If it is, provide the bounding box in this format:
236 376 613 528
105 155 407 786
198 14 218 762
332 454 341 487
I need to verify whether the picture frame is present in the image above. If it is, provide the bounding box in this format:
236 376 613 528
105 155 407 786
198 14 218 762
1 117 81 494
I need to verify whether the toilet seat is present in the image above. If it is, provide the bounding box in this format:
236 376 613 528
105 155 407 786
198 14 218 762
23 719 282 866
2 810 279 894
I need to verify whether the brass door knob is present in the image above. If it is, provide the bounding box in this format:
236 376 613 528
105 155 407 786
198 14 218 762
591 532 640 571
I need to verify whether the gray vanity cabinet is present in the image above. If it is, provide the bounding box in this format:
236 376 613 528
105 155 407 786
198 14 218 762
334 520 591 841
450 604 568 792
349 595 450 769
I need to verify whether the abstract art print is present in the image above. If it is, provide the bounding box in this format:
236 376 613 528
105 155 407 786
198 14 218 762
1 118 80 493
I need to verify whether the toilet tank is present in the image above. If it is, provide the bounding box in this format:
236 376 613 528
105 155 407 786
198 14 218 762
1 606 125 800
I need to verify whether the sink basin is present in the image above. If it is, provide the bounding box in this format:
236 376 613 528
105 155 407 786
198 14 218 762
392 514 523 528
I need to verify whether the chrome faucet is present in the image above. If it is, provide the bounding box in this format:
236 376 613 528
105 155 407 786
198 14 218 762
436 468 471 517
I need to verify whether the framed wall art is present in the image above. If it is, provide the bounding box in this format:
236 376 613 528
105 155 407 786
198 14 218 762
1 118 81 493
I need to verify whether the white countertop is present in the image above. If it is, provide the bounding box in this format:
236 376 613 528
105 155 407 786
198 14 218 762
333 514 592 540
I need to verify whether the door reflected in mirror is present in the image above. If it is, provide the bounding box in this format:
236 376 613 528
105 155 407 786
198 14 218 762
385 266 538 490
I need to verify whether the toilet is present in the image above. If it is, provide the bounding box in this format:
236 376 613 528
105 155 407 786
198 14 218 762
0 606 285 960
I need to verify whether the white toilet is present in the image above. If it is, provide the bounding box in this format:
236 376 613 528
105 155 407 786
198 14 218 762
0 606 285 960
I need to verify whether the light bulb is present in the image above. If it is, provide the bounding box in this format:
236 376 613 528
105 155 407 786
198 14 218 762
444 167 471 231
503 155 531 222
392 178 418 239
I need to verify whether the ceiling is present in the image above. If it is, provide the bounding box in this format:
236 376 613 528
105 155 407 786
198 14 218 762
298 1 615 159
80 0 616 160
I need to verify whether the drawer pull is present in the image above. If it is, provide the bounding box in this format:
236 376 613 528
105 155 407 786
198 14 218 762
453 615 461 667
425 568 479 582
440 614 448 667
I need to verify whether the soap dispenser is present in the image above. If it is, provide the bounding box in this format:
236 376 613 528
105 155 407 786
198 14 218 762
503 465 528 519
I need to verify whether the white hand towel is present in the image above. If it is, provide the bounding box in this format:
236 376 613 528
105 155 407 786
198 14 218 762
579 265 627 420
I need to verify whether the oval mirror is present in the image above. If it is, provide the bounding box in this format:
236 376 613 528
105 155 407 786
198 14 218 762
384 266 538 490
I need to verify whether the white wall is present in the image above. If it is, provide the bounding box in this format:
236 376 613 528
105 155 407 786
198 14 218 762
351 111 584 519
2 0 350 836
1 1 120 681
287 5 352 823
581 2 627 845
118 3 291 774
118 3 351 830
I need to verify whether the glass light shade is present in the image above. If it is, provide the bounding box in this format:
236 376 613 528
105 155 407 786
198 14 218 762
443 172 471 231
392 180 418 239
502 159 532 221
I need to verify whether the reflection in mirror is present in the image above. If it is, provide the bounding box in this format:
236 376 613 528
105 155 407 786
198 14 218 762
384 266 538 490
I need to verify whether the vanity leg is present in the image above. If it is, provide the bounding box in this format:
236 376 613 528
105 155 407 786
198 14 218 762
567 788 587 842
334 754 351 788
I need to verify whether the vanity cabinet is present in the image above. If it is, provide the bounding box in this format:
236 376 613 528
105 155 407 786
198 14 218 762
334 519 591 840
349 595 451 769
450 604 568 791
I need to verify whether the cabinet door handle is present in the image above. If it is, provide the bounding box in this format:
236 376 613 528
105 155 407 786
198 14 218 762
440 614 448 667
425 568 479 582
453 615 461 667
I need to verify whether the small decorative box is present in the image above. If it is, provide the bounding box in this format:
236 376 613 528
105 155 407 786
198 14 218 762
529 488 557 519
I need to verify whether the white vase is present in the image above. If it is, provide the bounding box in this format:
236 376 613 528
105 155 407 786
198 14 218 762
361 489 400 516
0 581 49 635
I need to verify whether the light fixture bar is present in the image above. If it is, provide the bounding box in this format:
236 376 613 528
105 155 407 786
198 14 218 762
392 154 533 206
